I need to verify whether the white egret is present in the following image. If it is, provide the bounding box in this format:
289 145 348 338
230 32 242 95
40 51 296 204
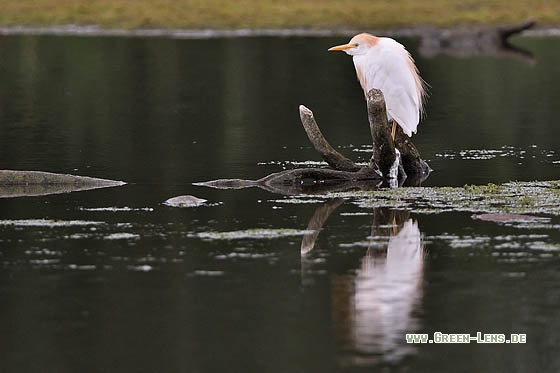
329 33 427 138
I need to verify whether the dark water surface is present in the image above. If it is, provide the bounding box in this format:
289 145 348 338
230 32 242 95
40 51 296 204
1 34 560 372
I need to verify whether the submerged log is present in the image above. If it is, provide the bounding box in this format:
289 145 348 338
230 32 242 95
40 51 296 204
197 88 430 193
0 170 126 198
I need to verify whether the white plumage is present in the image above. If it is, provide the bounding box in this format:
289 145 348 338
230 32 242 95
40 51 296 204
329 33 427 137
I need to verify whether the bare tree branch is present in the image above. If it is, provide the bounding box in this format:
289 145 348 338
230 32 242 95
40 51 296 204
299 105 361 172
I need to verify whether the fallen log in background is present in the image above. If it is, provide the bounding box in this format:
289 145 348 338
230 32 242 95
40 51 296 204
419 19 536 63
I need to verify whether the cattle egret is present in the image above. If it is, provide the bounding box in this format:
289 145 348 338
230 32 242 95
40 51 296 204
329 33 427 138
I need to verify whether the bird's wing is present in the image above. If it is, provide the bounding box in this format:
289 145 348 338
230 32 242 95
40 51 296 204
362 41 422 136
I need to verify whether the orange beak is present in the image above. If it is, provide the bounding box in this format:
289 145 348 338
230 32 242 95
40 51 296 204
328 43 356 52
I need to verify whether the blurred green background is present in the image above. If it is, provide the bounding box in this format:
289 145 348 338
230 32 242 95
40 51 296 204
0 0 558 29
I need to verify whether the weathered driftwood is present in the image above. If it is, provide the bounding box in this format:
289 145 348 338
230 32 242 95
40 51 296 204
367 90 397 177
299 105 362 172
196 89 430 194
394 125 431 177
0 170 125 198
419 19 536 63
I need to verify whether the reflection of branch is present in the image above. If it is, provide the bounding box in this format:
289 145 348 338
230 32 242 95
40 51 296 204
301 198 344 255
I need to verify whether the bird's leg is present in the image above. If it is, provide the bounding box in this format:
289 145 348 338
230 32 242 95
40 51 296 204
391 121 397 140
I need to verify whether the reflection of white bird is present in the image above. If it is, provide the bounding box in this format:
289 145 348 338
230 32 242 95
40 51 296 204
352 219 424 363
329 33 427 138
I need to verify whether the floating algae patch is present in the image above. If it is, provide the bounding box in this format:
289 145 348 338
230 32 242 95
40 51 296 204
339 212 373 216
257 160 370 169
257 160 328 168
434 145 558 161
192 228 315 241
104 233 141 240
427 233 560 261
80 207 154 212
435 148 516 160
331 180 560 216
268 198 326 205
0 219 104 227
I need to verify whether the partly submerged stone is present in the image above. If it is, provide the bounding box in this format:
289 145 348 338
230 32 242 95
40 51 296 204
164 195 207 207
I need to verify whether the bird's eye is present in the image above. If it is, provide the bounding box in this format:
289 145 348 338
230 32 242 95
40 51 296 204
353 43 359 47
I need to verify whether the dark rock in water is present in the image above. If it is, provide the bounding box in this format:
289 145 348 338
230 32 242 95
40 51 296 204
0 170 126 198
164 195 207 207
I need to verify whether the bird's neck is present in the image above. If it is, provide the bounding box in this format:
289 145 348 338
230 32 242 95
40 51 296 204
352 56 369 94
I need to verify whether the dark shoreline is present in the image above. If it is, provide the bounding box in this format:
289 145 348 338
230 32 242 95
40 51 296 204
1 24 559 39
